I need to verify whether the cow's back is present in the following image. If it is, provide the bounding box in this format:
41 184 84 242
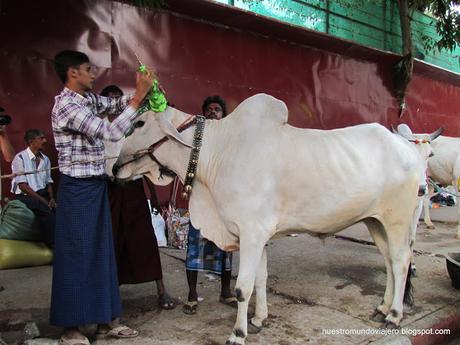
428 136 460 185
205 119 423 237
266 123 423 233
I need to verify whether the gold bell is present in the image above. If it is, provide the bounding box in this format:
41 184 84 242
187 172 195 178
184 184 193 192
181 191 189 199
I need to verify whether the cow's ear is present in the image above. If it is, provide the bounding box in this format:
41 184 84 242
393 123 413 140
158 114 193 148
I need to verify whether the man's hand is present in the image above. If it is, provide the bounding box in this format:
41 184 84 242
48 198 57 210
0 125 7 136
130 70 154 109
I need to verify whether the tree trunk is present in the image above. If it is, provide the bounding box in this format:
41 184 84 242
398 0 413 55
394 0 414 117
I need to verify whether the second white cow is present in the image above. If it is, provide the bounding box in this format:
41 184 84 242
111 94 426 345
423 136 460 238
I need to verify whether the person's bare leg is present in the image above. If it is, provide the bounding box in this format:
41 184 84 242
186 270 198 302
221 269 233 299
155 279 175 309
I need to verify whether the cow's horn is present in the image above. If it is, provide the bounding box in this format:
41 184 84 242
430 127 443 141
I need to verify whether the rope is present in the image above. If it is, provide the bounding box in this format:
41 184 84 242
427 177 457 197
0 155 120 180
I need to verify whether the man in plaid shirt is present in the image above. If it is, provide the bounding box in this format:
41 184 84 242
50 50 152 345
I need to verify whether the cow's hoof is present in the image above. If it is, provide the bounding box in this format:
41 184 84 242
427 225 435 230
384 321 400 329
370 309 386 323
225 341 243 345
247 320 263 334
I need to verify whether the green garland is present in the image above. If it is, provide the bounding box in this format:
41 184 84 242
138 65 168 114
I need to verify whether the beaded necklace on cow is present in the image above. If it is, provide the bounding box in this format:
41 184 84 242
181 115 205 200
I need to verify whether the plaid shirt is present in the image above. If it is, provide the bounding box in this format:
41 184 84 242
52 87 137 178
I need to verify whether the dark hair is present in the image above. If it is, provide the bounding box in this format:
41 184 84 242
53 50 89 84
24 129 45 145
100 85 123 97
202 95 227 118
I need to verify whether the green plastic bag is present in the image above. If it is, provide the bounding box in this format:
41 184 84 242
0 239 53 269
0 200 41 241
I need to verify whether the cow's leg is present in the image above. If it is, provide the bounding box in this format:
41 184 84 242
409 197 424 277
248 247 268 333
365 219 393 322
423 183 435 229
226 238 266 345
454 176 460 239
384 230 412 327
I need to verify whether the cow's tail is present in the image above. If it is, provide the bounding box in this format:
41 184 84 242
403 267 414 306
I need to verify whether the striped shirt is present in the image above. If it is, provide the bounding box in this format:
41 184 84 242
52 87 137 178
11 147 53 194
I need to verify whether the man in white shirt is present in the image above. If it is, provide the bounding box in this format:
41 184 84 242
11 129 55 248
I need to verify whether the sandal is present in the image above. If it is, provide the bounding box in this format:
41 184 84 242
96 325 138 339
59 336 90 345
182 300 198 315
158 294 176 310
219 296 238 308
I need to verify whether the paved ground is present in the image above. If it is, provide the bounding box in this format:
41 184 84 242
1 212 460 345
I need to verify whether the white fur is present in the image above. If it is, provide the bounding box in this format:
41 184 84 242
423 136 460 238
113 94 425 344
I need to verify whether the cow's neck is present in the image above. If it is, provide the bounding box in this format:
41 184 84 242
155 122 196 182
155 112 222 189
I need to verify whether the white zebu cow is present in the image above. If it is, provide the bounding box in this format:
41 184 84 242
111 94 425 345
392 124 443 276
423 136 460 238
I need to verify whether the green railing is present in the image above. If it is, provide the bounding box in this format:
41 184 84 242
216 0 460 73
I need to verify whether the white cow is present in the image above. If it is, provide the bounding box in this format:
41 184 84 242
392 124 442 276
423 136 460 239
111 94 425 345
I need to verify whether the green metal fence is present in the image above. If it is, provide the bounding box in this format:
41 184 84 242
216 0 460 73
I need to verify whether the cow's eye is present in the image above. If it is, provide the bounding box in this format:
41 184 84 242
134 120 145 128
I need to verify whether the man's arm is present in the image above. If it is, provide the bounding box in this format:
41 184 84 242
46 183 56 209
55 72 152 142
18 183 50 207
44 157 55 208
0 126 15 162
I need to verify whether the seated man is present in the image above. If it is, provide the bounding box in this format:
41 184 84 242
11 129 55 248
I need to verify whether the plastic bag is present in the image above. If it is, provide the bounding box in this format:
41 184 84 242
0 239 53 270
0 200 40 241
163 205 189 249
147 200 167 247
162 178 190 249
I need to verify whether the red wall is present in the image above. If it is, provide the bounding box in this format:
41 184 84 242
1 0 459 204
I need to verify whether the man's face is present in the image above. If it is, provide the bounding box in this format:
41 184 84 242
30 134 47 152
204 102 224 120
71 62 96 91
